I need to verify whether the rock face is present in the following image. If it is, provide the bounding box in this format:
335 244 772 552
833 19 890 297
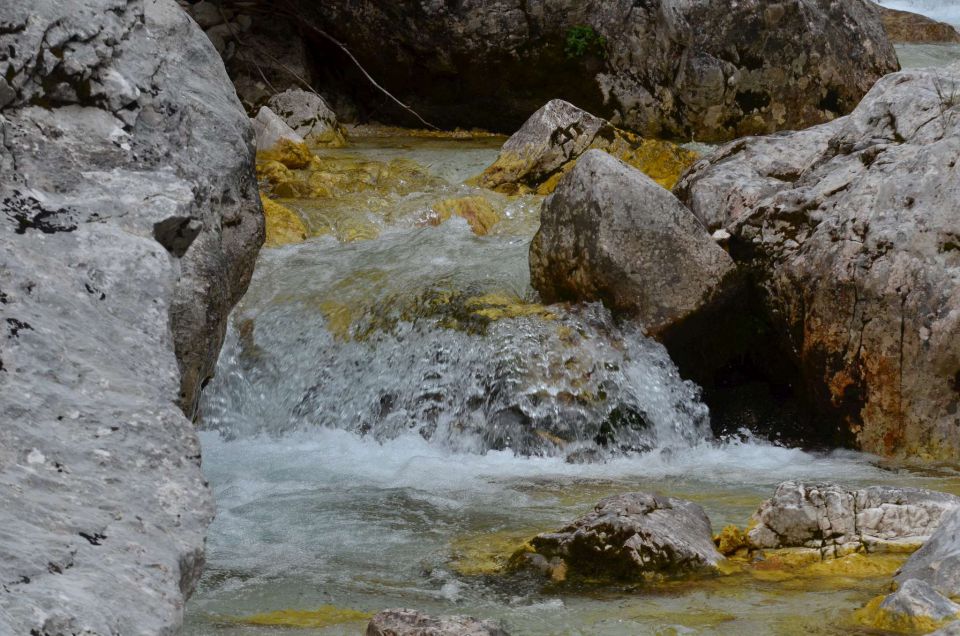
877 5 960 43
298 0 898 140
530 150 737 337
522 492 723 581
0 0 263 632
475 99 696 194
748 482 960 555
267 88 345 147
897 508 960 598
366 609 509 636
675 63 960 459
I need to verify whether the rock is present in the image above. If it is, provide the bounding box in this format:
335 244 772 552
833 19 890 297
877 4 960 43
675 63 960 459
475 99 696 195
856 579 960 634
261 195 308 247
205 22 237 59
267 88 345 147
431 196 501 236
295 0 897 141
529 149 737 337
0 0 262 632
252 105 314 169
520 492 723 581
897 508 960 598
932 622 960 636
366 609 509 636
747 482 960 555
189 0 225 29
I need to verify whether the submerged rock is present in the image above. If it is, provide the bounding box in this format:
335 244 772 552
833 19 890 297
267 88 346 147
748 482 960 555
897 508 960 599
475 99 696 194
296 0 897 140
877 5 960 43
856 579 960 634
430 196 501 236
261 195 308 247
232 605 371 629
519 492 723 581
675 63 960 460
0 0 262 631
530 150 738 337
366 609 509 636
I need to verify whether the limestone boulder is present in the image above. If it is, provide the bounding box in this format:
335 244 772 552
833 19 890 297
529 149 737 337
366 609 509 636
521 492 723 581
897 508 960 599
857 579 960 633
0 0 262 631
267 88 345 147
675 63 960 459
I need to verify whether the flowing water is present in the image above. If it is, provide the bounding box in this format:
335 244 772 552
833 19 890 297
186 59 960 634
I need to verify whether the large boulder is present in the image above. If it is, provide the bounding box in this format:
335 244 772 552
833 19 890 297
747 482 960 555
297 0 898 140
366 609 509 636
0 0 263 632
519 492 724 581
675 63 960 459
877 4 960 43
475 99 696 194
529 150 737 337
267 88 345 147
897 508 960 598
856 579 960 634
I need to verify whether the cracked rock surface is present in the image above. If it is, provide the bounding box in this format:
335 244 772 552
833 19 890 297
897 507 960 599
748 482 960 554
0 0 263 633
675 63 960 459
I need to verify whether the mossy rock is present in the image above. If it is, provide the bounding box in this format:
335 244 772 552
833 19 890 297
260 195 307 247
256 138 313 169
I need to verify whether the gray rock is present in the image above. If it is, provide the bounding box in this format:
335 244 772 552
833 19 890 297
748 482 960 555
252 105 304 151
873 579 960 628
931 621 960 635
366 609 509 636
190 0 225 29
675 63 960 460
897 508 960 598
529 149 737 337
523 492 723 580
267 88 344 146
0 0 262 632
291 0 898 140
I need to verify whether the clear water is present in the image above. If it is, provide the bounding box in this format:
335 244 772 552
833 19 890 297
185 138 960 635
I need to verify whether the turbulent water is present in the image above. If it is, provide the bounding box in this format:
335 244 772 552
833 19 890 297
187 132 960 635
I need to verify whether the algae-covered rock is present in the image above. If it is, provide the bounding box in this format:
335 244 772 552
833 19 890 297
252 105 313 168
367 609 509 636
431 196 501 236
260 195 307 247
267 88 346 147
475 100 696 195
855 579 960 634
747 482 960 555
520 492 723 582
231 605 371 628
897 508 960 599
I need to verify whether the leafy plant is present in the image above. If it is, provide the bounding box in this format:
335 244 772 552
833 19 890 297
564 25 607 59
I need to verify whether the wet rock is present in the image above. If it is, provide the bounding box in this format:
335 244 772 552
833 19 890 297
932 621 960 635
0 0 262 632
897 508 960 598
190 0 227 29
267 88 345 147
529 149 737 337
675 63 960 459
294 0 897 141
748 482 960 555
877 5 960 43
252 106 314 168
366 609 509 636
475 99 696 195
261 195 308 247
856 579 960 634
520 492 723 581
430 196 501 236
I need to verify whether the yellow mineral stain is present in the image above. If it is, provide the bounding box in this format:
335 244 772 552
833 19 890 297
430 196 502 236
449 529 540 576
260 195 307 248
853 594 959 634
714 525 749 556
228 605 371 629
257 138 314 169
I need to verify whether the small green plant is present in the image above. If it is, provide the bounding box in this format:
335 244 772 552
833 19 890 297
564 25 607 59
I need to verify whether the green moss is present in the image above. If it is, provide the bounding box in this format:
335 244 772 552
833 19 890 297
565 25 607 59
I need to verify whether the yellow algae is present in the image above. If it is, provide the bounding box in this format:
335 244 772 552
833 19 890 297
853 595 959 634
260 195 307 247
228 605 371 629
430 196 501 236
714 525 749 556
449 529 540 576
747 550 908 585
464 292 556 321
257 138 314 169
257 160 308 198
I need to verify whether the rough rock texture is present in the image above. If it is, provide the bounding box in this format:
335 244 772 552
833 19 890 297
267 88 345 147
297 0 898 140
475 99 696 194
897 508 960 598
858 579 960 633
530 150 737 337
366 609 509 636
253 105 304 151
877 4 960 43
933 621 960 636
675 64 960 459
0 0 263 632
523 492 723 580
748 482 960 555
